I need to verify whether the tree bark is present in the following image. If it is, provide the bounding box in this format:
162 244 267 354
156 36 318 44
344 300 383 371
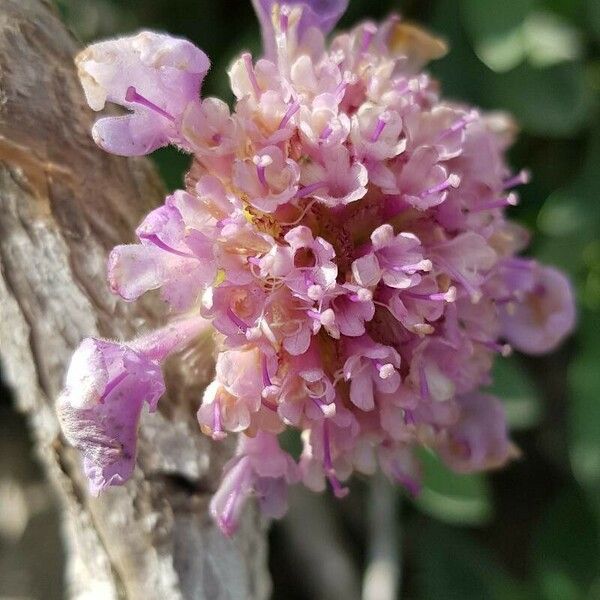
0 1 270 598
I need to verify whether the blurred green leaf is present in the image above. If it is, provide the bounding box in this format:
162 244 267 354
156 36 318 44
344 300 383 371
533 487 600 600
523 12 582 68
488 357 542 431
588 0 600 42
429 0 490 103
152 147 190 191
537 124 600 306
416 522 536 600
542 0 586 23
461 0 534 72
538 124 600 238
487 62 591 137
461 0 534 44
569 311 600 492
414 450 493 526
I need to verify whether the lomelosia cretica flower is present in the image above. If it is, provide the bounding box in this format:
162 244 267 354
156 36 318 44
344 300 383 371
60 0 576 536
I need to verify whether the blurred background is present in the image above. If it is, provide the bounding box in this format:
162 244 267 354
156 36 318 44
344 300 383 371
1 0 599 598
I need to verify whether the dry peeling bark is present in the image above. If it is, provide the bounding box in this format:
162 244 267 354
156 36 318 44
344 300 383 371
0 1 269 598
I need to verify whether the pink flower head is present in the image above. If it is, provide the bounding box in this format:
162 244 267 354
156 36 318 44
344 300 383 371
63 1 576 534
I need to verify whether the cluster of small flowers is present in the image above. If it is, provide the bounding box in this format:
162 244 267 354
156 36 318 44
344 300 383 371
58 0 575 536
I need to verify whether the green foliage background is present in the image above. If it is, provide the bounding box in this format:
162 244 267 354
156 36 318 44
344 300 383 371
55 1 600 598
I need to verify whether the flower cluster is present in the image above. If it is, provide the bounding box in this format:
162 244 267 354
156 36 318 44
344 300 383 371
59 0 576 535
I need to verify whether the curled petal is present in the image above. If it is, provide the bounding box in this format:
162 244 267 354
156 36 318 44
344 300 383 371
77 31 210 155
501 265 576 355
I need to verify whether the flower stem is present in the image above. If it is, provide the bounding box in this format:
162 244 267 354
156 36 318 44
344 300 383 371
362 473 401 600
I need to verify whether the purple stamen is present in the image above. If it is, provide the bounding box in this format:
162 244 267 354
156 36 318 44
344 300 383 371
219 457 250 537
421 174 461 198
370 114 389 143
470 193 518 213
323 421 349 498
390 260 432 274
320 125 333 140
262 355 272 388
471 337 512 357
242 53 261 98
253 154 273 189
262 398 278 412
503 169 531 190
280 8 289 34
432 256 481 301
360 24 377 53
405 288 456 303
393 470 422 497
257 165 268 188
100 371 128 403
212 402 226 441
278 100 300 130
227 307 249 332
295 181 327 199
419 365 430 401
438 110 478 140
139 233 197 258
404 409 416 426
503 257 536 271
334 81 347 103
125 86 175 122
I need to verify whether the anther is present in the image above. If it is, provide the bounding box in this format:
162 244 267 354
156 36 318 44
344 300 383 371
503 169 531 190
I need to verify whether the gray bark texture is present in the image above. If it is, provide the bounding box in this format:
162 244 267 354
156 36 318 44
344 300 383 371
0 1 270 598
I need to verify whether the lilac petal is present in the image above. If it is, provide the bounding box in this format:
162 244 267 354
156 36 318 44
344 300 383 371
352 253 382 288
210 456 253 537
255 477 289 519
58 318 208 495
57 341 165 495
500 266 575 355
108 244 168 301
437 393 514 474
92 113 172 157
349 370 375 411
252 0 349 59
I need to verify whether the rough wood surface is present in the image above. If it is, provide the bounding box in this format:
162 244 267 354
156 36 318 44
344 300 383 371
0 1 269 598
